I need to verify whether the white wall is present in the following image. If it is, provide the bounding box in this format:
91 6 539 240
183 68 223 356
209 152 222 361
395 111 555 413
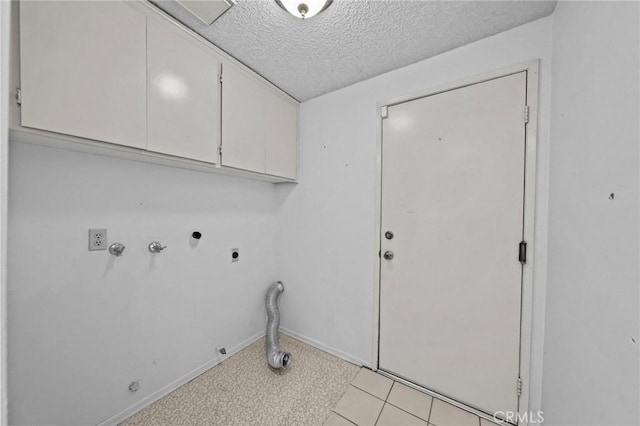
276 16 553 413
543 2 639 425
8 142 279 425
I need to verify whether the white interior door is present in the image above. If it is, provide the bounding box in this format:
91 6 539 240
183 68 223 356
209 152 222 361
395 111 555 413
379 72 528 417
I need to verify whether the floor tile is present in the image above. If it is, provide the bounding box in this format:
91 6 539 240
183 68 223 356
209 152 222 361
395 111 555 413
429 399 480 426
376 403 429 426
480 418 501 426
386 382 433 421
325 412 356 426
334 385 385 426
351 368 394 401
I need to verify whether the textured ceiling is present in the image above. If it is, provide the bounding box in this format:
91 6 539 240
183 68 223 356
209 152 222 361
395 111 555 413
151 0 556 101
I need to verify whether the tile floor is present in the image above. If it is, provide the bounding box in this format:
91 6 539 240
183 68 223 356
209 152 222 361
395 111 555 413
327 368 500 426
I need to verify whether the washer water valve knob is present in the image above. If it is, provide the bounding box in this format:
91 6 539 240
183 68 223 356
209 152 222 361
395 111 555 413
148 242 167 253
108 243 125 257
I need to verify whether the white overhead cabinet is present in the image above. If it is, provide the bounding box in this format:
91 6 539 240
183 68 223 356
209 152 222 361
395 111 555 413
222 64 298 179
265 93 298 179
221 64 267 174
147 18 220 163
17 0 298 181
19 1 147 149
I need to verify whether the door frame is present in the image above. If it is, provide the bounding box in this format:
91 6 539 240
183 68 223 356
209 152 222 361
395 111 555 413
0 0 10 423
372 61 539 425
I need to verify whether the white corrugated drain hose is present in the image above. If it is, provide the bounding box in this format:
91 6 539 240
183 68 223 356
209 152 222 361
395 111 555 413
265 281 291 369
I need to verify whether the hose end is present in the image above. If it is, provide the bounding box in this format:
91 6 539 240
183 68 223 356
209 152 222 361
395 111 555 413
282 352 291 368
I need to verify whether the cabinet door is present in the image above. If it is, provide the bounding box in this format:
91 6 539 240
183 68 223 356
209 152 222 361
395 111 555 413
20 1 147 149
221 64 267 174
266 94 298 179
147 18 220 163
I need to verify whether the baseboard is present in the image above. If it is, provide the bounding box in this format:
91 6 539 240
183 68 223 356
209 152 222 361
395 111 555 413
280 327 371 368
97 330 266 426
98 328 368 426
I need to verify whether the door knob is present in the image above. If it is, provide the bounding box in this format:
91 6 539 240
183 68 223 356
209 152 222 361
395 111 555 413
385 231 394 240
383 251 394 260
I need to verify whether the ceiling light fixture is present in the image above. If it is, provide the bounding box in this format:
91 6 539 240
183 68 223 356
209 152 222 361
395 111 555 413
276 0 333 19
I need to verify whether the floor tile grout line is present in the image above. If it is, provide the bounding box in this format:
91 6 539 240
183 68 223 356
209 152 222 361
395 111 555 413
349 382 392 403
385 399 430 423
374 378 394 426
386 381 396 402
332 411 358 426
335 384 386 425
427 395 435 423
352 369 395 401
386 380 436 422
383 387 392 401
373 402 386 426
384 380 394 402
390 402 432 424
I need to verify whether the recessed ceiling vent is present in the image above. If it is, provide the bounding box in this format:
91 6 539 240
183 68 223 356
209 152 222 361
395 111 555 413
176 0 235 26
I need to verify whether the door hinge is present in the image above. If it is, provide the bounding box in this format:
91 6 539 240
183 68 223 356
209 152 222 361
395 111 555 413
15 88 21 106
218 145 222 155
519 241 527 265
381 105 388 119
218 73 223 84
517 377 522 396
524 105 529 123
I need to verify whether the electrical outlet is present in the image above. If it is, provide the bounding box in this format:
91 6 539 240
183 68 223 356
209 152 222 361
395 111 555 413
88 229 107 251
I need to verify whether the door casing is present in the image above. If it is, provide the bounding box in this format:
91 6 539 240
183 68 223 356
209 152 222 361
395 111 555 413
372 61 539 426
